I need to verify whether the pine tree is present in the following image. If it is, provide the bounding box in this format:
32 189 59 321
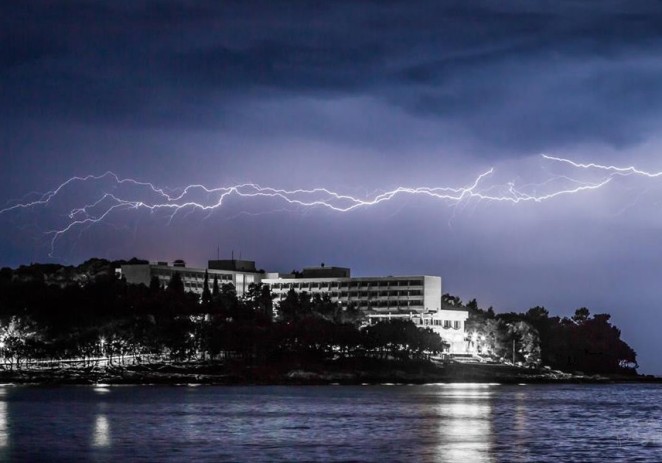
212 275 219 299
201 270 212 304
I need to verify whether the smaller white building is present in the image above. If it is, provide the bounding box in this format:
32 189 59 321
367 309 468 354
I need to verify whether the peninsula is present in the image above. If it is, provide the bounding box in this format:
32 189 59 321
0 258 647 385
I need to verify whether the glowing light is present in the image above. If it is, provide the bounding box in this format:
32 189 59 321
0 154 651 256
435 384 494 462
92 414 111 447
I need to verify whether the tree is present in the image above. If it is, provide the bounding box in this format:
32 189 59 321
340 302 365 326
201 270 212 305
442 293 462 307
149 275 161 292
0 316 38 370
510 321 541 366
166 272 184 294
572 307 590 324
243 283 274 319
259 284 274 319
219 283 240 317
526 306 549 320
277 288 300 322
311 293 340 322
212 276 220 299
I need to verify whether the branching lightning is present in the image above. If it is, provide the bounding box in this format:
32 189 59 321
0 154 655 257
541 154 662 178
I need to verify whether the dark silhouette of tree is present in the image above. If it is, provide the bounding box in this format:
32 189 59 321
340 302 365 326
0 264 641 376
201 270 212 305
212 275 220 299
277 288 301 322
219 283 240 318
149 275 161 292
243 283 274 319
442 293 462 308
166 272 184 294
466 298 479 312
572 307 590 324
363 320 447 360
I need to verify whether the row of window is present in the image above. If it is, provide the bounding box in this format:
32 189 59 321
417 319 462 329
155 271 233 281
367 318 463 329
357 302 424 309
278 290 423 298
366 300 423 308
269 280 423 290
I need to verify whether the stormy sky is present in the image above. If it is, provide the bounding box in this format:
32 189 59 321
3 0 662 373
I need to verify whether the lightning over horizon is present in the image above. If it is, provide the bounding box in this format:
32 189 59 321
5 0 662 376
0 154 655 257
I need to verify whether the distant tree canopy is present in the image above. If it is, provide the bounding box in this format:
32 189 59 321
0 262 638 375
445 294 637 375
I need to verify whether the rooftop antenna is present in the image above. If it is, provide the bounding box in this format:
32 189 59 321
217 245 220 260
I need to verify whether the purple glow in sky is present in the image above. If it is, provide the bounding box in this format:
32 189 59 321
3 1 662 374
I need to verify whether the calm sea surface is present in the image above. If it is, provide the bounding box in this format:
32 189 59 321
0 383 660 462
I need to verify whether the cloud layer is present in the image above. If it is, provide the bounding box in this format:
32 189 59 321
3 0 662 373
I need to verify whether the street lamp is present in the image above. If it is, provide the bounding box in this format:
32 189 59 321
99 337 106 364
189 332 196 360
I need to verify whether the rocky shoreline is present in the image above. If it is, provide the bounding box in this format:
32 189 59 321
0 360 657 386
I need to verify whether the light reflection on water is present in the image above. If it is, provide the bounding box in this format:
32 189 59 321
435 384 494 462
92 414 110 448
511 391 530 462
0 383 660 462
0 399 7 448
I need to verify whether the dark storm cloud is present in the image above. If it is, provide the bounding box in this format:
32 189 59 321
4 0 662 374
4 1 662 149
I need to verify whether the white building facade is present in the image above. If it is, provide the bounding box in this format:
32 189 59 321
121 261 259 296
121 260 469 353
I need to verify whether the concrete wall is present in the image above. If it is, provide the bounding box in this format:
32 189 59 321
423 276 442 312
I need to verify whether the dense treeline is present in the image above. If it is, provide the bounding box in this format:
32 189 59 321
0 259 639 376
444 295 638 375
0 260 446 369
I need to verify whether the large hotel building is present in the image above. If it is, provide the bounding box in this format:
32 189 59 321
121 259 468 353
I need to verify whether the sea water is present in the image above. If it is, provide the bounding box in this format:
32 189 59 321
0 383 660 462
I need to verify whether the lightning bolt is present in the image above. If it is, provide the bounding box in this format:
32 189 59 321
0 154 651 257
541 154 662 178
